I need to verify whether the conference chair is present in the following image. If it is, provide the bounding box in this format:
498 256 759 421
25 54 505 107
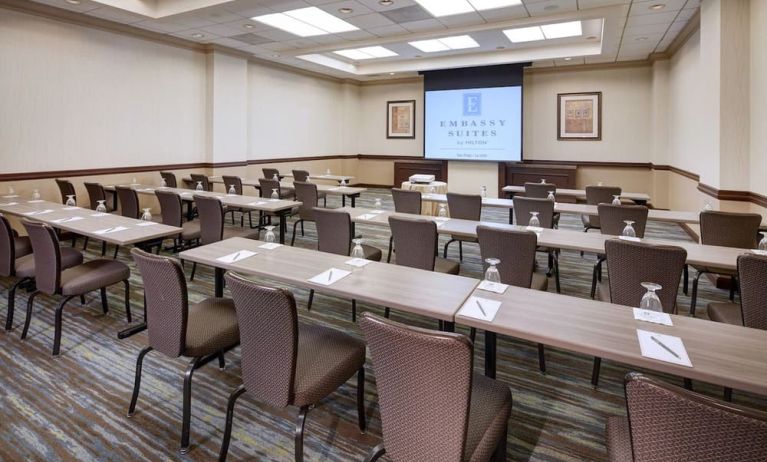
256 178 297 228
605 372 767 462
128 249 239 454
21 220 131 356
387 188 422 263
221 175 252 227
262 167 280 180
189 195 259 280
311 207 382 320
114 186 163 256
55 178 77 205
582 185 622 233
590 204 650 298
477 225 549 372
0 214 82 331
524 181 560 226
292 170 326 206
513 196 561 292
218 273 366 462
389 215 459 275
155 190 200 252
291 181 322 246
160 171 178 188
84 182 114 212
690 211 762 317
190 173 212 192
443 192 482 262
359 312 511 462
592 239 686 387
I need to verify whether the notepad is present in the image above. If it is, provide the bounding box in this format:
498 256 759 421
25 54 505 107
258 243 282 250
2 195 19 199
90 213 109 217
309 268 351 286
62 206 81 211
526 226 543 233
52 216 84 224
619 236 641 242
27 200 44 203
633 308 673 326
216 250 257 264
23 209 54 216
369 210 384 214
136 221 158 227
637 329 692 367
345 258 371 268
0 202 18 206
750 249 767 256
94 226 129 235
477 280 509 294
357 213 377 220
459 296 501 322
248 201 268 206
139 188 155 192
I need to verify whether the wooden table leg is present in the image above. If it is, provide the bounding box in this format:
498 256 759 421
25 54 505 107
215 267 225 297
485 331 497 379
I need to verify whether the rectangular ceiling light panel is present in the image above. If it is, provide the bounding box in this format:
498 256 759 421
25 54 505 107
415 0 521 17
334 46 399 60
409 35 479 52
503 21 583 44
253 7 358 37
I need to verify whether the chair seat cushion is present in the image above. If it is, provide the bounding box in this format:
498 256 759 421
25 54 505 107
184 298 240 357
465 373 512 462
605 416 633 462
60 259 130 295
362 244 382 262
15 247 84 279
707 302 743 326
435 257 460 275
181 221 201 241
14 236 32 258
292 322 366 407
531 272 549 292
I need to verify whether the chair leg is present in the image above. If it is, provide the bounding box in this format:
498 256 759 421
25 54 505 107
386 236 393 263
101 241 107 257
190 262 197 281
295 406 310 462
300 220 304 236
384 307 390 318
123 280 132 323
492 424 508 462
729 276 737 301
690 271 704 317
553 252 561 294
591 357 601 388
20 291 40 340
180 356 203 454
218 351 226 370
357 367 366 433
218 385 247 462
307 289 314 311
351 299 356 322
538 344 546 374
53 295 77 356
100 287 109 314
291 220 301 246
82 237 89 250
6 277 30 331
458 241 463 261
443 239 456 258
113 245 120 259
724 387 733 402
590 263 599 299
364 444 386 462
127 346 153 417
683 265 689 295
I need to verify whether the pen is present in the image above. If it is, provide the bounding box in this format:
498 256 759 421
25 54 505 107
231 252 240 262
328 270 333 281
475 299 487 316
651 335 681 359
102 227 113 234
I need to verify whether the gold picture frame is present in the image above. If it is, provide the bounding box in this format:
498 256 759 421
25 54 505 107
387 100 416 139
557 92 602 140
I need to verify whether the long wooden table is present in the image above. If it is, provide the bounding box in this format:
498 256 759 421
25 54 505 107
456 285 767 396
281 173 355 184
212 177 366 207
503 185 651 205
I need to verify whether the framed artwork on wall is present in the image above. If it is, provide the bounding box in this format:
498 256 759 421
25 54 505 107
387 100 416 139
557 92 602 140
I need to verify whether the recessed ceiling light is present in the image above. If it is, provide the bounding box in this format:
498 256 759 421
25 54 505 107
649 4 665 10
252 7 358 37
65 0 81 4
243 23 255 29
414 0 521 17
409 34 480 52
338 7 353 14
334 46 398 60
540 21 582 39
379 0 394 5
503 26 545 43
192 33 205 38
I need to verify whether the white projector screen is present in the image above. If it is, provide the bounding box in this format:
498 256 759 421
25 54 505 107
424 86 522 162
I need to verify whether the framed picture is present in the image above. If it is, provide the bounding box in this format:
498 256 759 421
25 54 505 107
557 92 601 140
387 100 416 139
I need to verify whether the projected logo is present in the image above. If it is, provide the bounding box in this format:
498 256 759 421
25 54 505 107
462 93 482 116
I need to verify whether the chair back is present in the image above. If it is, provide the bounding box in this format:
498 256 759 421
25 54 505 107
524 182 556 199
194 195 225 244
314 208 352 256
293 182 318 221
155 190 183 227
22 220 62 295
55 178 76 204
262 168 280 180
477 226 538 288
359 313 473 462
737 254 767 329
513 197 555 228
604 240 687 314
700 211 762 248
392 188 421 215
222 175 243 195
258 178 281 199
292 170 310 182
115 186 140 219
585 185 622 205
160 171 177 188
623 372 767 462
131 248 188 357
598 204 649 238
0 214 17 277
83 182 108 210
389 216 437 271
226 272 297 408
190 173 211 192
446 193 481 221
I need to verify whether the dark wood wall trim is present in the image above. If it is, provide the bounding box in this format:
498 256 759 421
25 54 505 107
0 162 240 182
653 164 700 181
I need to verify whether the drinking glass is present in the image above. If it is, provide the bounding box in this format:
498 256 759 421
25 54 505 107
529 211 540 228
196 181 203 192
96 200 107 213
540 178 546 184
132 177 138 185
8 186 14 195
228 184 236 195
759 235 767 251
612 195 621 205
340 179 347 186
547 191 555 202
271 188 279 199
160 178 167 188
374 198 382 210
438 203 448 218
622 220 636 238
704 201 713 211
640 282 663 312
264 226 276 243
480 186 487 198
351 238 365 260
598 181 604 186
273 173 279 182
32 189 41 200
484 258 501 289
141 208 152 221
429 185 436 195
326 168 331 175
65 195 76 207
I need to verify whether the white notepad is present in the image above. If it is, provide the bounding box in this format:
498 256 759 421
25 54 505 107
619 236 641 242
357 213 377 220
477 280 509 294
216 250 257 264
2 195 19 199
345 258 371 268
94 226 129 235
369 210 385 214
90 213 108 217
248 201 268 206
258 242 282 250
0 202 18 206
52 216 84 224
23 209 54 216
62 206 81 211
526 226 543 233
750 249 767 256
309 268 351 286
637 329 692 367
459 296 501 322
136 221 158 227
633 308 673 326
27 200 44 203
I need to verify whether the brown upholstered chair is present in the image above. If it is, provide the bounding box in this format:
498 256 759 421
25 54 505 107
582 185 622 232
155 190 200 252
291 181 321 246
389 215 459 275
221 175 252 227
311 207 382 320
292 169 327 205
55 178 77 205
524 181 560 226
592 239 687 387
114 186 163 256
1 215 82 331
256 178 297 228
513 196 561 292
443 193 481 262
218 272 366 462
387 188 422 263
477 225 549 372
359 312 511 462
262 167 280 180
21 220 130 356
690 211 763 316
84 182 114 212
160 171 178 188
128 249 239 454
605 372 767 462
190 173 212 192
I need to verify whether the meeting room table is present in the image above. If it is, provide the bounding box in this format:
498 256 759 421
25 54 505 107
502 185 651 205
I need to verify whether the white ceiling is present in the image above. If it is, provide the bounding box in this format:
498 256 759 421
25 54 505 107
30 0 700 80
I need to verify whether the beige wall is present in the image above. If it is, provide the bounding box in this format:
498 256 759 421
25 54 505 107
750 0 767 198
357 81 424 157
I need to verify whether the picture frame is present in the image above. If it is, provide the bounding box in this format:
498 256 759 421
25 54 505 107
557 92 601 140
387 100 416 139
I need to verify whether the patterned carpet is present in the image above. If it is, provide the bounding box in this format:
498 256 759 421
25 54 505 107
1 188 765 462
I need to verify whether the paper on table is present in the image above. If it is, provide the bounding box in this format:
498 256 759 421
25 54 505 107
94 226 129 235
52 216 84 224
526 226 543 233
357 213 378 220
258 242 282 250
345 258 371 268
309 268 351 286
619 236 641 242
2 195 19 198
90 213 109 217
136 221 158 227
27 200 45 203
459 296 501 322
477 280 509 294
0 202 18 206
62 206 81 211
329 187 342 191
23 209 54 216
636 329 692 367
750 249 767 256
248 201 268 206
369 210 385 214
140 188 155 192
633 308 673 326
216 250 257 264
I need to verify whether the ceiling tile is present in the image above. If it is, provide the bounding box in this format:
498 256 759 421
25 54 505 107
367 23 411 36
577 0 631 9
400 18 447 33
346 12 396 28
437 11 486 27
477 5 528 21
355 0 418 12
84 7 147 24
381 4 432 23
630 0 687 15
626 11 678 26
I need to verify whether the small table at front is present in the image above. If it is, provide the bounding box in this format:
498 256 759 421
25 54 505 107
401 181 447 215
282 173 355 185
502 185 651 205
